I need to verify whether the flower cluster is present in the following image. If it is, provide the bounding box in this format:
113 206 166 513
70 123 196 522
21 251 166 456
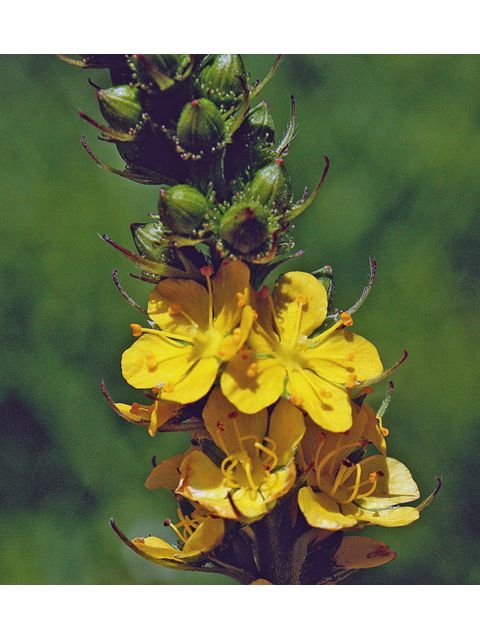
69 54 438 584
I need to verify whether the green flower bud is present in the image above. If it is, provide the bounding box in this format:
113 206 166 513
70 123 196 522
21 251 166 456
220 203 271 255
224 102 276 181
97 85 144 133
129 54 193 91
157 184 209 235
247 159 293 212
176 98 226 155
131 222 173 263
312 265 335 310
196 54 247 110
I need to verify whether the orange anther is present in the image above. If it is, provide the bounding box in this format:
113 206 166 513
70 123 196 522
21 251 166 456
296 294 309 305
130 402 140 415
290 396 304 406
168 302 182 315
200 266 213 277
131 323 143 337
381 427 390 437
320 388 333 399
346 374 358 388
236 292 246 308
163 381 175 393
341 312 354 326
145 352 157 368
217 421 226 431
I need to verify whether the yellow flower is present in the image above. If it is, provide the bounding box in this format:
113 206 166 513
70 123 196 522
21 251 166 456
121 261 254 405
115 398 182 436
297 401 421 530
176 387 305 523
221 270 383 432
131 507 225 563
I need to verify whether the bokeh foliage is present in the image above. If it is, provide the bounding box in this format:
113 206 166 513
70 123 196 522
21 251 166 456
1 54 479 584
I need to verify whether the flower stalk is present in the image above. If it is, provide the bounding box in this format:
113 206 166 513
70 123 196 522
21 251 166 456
65 53 439 584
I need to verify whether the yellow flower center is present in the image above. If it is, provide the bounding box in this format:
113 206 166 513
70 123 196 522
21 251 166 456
312 431 384 504
216 413 279 493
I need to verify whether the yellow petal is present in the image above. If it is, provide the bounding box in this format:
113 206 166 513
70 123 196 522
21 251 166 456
145 451 188 491
354 456 420 510
286 368 353 432
148 277 209 333
298 486 358 530
160 356 219 404
272 271 328 342
334 536 396 569
308 328 383 385
177 451 236 519
268 399 305 466
342 502 420 527
221 352 286 414
212 260 251 332
181 516 225 558
202 386 268 458
132 536 179 561
251 579 272 585
121 332 194 389
148 400 182 436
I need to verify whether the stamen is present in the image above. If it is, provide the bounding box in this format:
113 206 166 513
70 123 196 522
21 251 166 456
341 311 353 326
246 362 259 378
232 327 242 344
346 373 358 388
130 402 140 415
296 294 309 306
290 396 304 406
164 518 187 544
255 441 279 470
168 302 182 315
163 381 175 393
320 387 332 398
200 266 213 277
347 353 355 362
259 286 270 299
145 352 157 369
381 426 389 437
221 456 242 488
337 463 362 504
131 323 143 337
236 292 246 308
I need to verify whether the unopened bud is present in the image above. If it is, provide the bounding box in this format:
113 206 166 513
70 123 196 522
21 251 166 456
177 98 226 155
97 85 143 133
247 159 293 211
220 203 270 255
157 184 209 235
131 222 172 262
129 54 193 91
197 54 247 110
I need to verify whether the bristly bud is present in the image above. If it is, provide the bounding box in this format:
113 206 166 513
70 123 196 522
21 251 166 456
128 54 194 92
312 265 336 309
224 101 276 181
176 98 226 156
157 184 209 236
247 159 293 212
196 54 247 110
220 203 272 255
97 85 144 134
130 222 175 263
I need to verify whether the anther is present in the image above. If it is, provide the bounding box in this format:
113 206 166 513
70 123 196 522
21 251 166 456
145 352 157 369
341 311 354 326
259 286 270 299
164 519 172 526
168 302 182 315
217 421 226 431
320 388 332 398
228 411 238 419
290 396 304 406
236 292 246 308
381 426 390 436
131 323 143 337
130 402 140 415
346 373 358 388
296 294 309 306
341 458 353 468
163 381 175 393
200 266 213 277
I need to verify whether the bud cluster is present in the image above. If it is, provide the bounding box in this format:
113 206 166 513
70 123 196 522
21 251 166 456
68 54 329 282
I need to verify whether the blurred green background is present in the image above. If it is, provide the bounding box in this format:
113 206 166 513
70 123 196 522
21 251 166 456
1 54 479 584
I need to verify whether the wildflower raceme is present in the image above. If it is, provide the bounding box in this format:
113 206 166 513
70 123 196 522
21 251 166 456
66 53 440 584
